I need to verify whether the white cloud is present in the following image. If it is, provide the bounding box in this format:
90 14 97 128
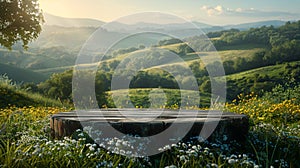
201 5 224 16
201 5 300 19
201 5 255 16
235 8 243 12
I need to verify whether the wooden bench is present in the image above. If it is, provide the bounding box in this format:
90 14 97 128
50 109 249 142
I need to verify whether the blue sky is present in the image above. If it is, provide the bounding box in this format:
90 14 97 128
40 0 300 25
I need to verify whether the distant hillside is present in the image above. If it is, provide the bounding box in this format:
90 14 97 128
0 63 47 83
44 13 104 27
103 20 285 33
7 20 298 76
225 20 285 30
30 25 96 49
35 20 300 108
43 12 287 31
30 25 169 50
103 21 212 32
0 47 77 73
30 15 289 49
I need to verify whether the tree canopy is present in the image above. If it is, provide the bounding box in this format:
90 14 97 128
0 0 44 50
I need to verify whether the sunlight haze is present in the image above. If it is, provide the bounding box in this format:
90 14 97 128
39 0 300 25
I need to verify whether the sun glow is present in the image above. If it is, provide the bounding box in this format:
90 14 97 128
39 0 140 22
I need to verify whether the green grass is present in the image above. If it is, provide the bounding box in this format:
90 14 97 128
34 66 74 77
107 88 211 108
216 43 268 51
0 84 299 167
221 61 300 100
218 48 264 60
142 48 264 71
226 61 298 80
0 76 64 108
159 42 185 52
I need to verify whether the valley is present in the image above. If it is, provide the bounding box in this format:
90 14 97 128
1 13 300 167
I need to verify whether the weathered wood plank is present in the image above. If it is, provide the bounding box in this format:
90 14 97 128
50 109 249 142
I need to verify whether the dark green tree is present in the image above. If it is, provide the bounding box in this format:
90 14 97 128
38 70 73 101
0 0 44 49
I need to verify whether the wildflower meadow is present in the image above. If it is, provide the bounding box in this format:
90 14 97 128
0 83 299 167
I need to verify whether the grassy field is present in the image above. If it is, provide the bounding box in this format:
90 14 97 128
137 48 264 72
107 88 211 108
34 66 73 77
159 43 185 52
226 61 300 80
1 20 300 167
0 85 299 167
0 75 64 108
216 43 268 51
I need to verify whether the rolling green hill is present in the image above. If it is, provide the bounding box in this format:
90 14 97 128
225 61 300 100
2 20 300 109
0 63 47 83
0 78 63 108
0 47 77 72
34 66 74 77
33 40 264 77
226 62 289 80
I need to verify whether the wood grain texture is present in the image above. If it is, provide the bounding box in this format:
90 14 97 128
50 109 249 142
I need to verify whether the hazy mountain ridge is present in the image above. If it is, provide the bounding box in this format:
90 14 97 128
44 13 104 27
224 20 286 30
34 13 287 50
44 13 286 31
